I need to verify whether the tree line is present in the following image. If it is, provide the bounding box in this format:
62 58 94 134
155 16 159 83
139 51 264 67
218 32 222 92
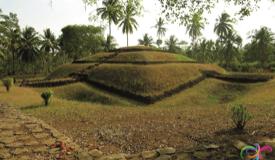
137 12 275 72
0 9 112 76
95 0 275 71
1 0 275 77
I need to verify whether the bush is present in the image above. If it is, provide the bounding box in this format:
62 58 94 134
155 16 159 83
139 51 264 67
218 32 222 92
41 90 53 106
223 62 262 72
1 77 14 92
231 104 252 130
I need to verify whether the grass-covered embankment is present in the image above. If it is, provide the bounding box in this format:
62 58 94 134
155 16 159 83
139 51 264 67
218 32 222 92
76 51 194 64
47 63 94 79
85 63 224 102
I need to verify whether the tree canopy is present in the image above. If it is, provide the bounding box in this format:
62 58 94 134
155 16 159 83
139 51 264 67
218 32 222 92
84 0 275 24
159 0 275 24
59 25 105 60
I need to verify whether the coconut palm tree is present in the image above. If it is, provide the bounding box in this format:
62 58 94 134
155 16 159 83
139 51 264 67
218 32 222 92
165 35 185 53
249 27 274 66
186 11 205 45
97 0 123 37
41 28 59 54
18 27 40 63
119 2 138 46
40 28 59 72
220 31 242 67
193 39 217 63
138 33 153 46
214 13 234 41
154 17 166 47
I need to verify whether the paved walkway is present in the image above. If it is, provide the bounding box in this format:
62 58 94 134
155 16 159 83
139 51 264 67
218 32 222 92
0 104 91 160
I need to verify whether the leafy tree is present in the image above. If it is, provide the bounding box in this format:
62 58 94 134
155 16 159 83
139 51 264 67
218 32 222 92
246 27 274 66
119 1 138 46
165 35 185 53
104 35 117 51
41 28 59 54
18 27 40 63
97 0 123 37
154 17 166 47
159 0 275 24
0 10 21 75
186 11 205 45
214 13 234 42
191 39 217 63
59 25 105 59
156 39 163 48
219 31 242 67
214 13 241 67
40 28 59 73
138 33 153 46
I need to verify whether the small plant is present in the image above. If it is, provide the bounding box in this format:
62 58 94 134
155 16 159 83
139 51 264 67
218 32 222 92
41 90 53 106
1 77 14 92
231 104 252 131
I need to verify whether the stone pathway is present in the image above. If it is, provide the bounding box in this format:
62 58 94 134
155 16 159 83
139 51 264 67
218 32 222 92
0 104 91 160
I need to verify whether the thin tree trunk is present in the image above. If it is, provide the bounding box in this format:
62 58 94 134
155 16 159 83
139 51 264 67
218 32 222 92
12 50 15 75
109 19 111 37
127 32 129 47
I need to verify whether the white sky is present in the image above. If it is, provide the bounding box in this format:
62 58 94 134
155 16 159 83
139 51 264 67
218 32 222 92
0 0 275 47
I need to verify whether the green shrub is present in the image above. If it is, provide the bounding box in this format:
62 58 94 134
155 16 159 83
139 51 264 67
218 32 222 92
231 104 252 130
1 77 14 92
41 90 53 106
224 62 262 72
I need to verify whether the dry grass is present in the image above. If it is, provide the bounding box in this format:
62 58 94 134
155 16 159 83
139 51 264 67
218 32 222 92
153 78 251 107
15 79 275 154
116 45 156 52
238 79 275 105
105 51 194 62
87 63 224 97
47 63 94 79
80 51 194 63
39 82 136 106
0 85 42 108
77 52 114 62
1 78 275 155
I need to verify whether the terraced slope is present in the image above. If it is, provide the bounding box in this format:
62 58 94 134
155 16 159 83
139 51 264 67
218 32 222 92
47 82 137 106
75 51 194 63
47 63 94 79
84 63 224 102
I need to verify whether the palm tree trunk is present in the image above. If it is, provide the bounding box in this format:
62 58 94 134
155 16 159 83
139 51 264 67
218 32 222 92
109 19 111 37
127 32 129 47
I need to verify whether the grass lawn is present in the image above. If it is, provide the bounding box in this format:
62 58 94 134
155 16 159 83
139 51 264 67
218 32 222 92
1 79 275 154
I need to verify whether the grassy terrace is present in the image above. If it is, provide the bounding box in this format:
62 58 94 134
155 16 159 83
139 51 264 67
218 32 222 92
76 51 194 63
86 63 224 97
47 63 94 79
44 82 137 106
76 52 115 62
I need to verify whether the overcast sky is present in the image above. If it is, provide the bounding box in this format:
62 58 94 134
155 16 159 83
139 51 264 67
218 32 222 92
0 0 275 47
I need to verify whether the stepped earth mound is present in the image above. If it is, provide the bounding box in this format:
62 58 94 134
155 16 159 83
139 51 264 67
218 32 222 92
46 46 225 103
